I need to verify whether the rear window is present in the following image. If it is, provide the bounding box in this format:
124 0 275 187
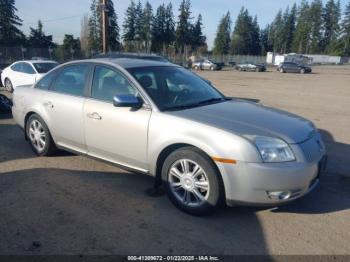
33 62 59 73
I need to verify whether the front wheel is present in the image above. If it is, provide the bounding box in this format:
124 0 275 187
26 114 57 156
300 68 306 74
5 79 14 93
162 147 224 215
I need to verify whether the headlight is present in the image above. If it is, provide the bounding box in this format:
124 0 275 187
254 136 295 163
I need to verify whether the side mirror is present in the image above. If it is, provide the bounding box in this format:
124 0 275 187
113 94 143 108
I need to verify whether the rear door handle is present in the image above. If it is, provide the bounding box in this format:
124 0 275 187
44 101 54 109
87 112 102 120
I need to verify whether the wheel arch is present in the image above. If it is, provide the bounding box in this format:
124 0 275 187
154 143 224 191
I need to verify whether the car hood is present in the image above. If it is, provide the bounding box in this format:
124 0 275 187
167 100 315 144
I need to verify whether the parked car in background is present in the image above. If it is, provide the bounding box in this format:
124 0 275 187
93 52 170 63
192 59 223 71
12 58 327 215
1 60 59 92
235 62 266 72
278 62 312 74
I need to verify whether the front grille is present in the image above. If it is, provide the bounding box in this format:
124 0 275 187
299 134 324 163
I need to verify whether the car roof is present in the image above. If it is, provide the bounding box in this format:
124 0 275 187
77 58 178 69
13 60 58 64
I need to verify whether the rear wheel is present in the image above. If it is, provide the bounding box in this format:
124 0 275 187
26 114 57 156
162 147 224 215
280 67 285 73
300 68 306 74
4 79 13 93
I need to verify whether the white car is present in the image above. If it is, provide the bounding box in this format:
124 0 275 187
1 60 59 92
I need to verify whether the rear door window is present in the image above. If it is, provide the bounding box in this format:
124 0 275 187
51 64 89 96
22 63 36 74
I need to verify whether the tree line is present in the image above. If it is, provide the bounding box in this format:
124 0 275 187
85 0 206 55
213 0 350 56
1 0 350 58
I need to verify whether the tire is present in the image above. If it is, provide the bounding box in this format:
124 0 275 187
300 68 305 74
210 66 215 71
0 94 12 113
5 78 14 93
26 114 57 156
280 68 285 73
255 68 260 72
194 66 200 71
162 147 224 215
238 67 242 72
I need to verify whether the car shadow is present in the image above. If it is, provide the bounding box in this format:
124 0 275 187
318 129 350 177
0 168 270 256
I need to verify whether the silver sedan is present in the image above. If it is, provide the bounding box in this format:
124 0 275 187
12 58 327 215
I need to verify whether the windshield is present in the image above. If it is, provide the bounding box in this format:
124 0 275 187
33 62 58 73
128 66 227 111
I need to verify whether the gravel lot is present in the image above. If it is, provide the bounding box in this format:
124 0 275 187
0 65 349 256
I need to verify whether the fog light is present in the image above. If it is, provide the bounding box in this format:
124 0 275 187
267 191 291 201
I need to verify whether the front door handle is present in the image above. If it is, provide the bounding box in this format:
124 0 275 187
87 112 102 120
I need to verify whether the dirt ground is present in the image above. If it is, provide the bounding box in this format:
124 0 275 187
0 65 349 256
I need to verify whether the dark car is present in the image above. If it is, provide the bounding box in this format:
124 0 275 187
93 52 170 63
235 62 266 72
278 62 312 74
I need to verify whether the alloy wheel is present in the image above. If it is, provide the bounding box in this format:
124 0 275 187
28 119 46 153
168 159 210 207
5 79 13 92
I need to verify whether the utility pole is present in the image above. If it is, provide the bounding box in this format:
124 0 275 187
101 0 108 54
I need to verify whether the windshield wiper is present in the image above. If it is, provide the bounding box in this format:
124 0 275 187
196 97 230 106
163 97 230 112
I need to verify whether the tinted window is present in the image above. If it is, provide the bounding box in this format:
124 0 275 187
33 62 59 73
36 72 57 90
22 63 36 74
51 64 89 96
11 63 22 72
91 66 136 102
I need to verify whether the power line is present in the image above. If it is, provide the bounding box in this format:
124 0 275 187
26 13 88 25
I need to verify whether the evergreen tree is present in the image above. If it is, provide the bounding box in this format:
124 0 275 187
164 3 176 47
322 0 341 54
141 1 153 52
123 0 137 51
250 16 261 55
191 14 206 51
58 34 81 61
281 4 297 53
309 0 323 53
213 12 231 55
151 4 166 52
106 0 121 51
260 25 273 55
27 20 55 48
0 0 25 46
270 9 284 53
230 8 260 55
134 1 143 43
340 1 350 55
175 0 192 53
293 0 311 53
88 0 102 53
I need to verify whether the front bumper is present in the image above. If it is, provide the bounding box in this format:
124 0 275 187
218 155 327 206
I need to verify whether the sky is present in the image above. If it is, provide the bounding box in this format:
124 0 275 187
16 0 349 49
